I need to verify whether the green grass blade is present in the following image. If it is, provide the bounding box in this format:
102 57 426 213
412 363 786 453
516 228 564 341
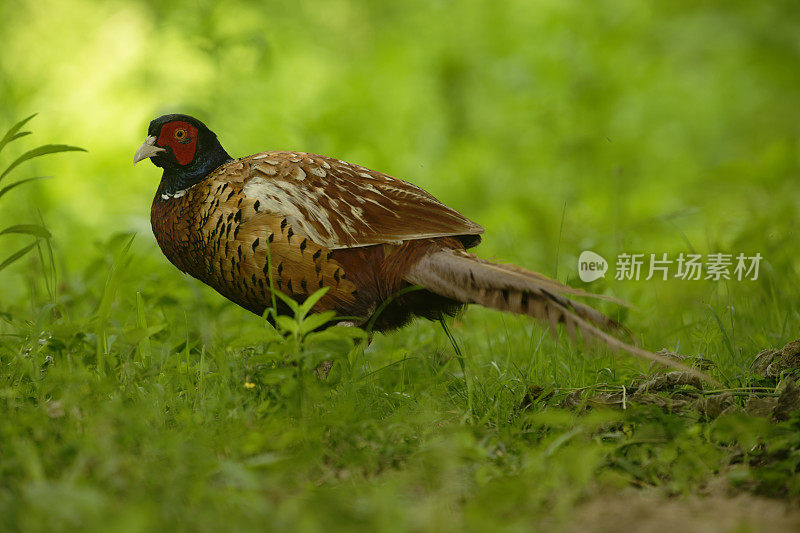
136 291 152 362
364 284 425 333
0 144 86 182
32 209 57 302
707 304 736 360
94 234 136 374
0 242 37 273
8 131 32 144
0 113 37 155
440 317 473 418
0 224 52 239
95 234 136 320
0 177 53 200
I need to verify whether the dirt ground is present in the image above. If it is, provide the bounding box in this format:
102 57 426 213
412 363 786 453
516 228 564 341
566 490 800 533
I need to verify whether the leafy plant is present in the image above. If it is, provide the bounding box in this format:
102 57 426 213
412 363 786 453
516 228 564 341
265 287 367 391
0 114 85 274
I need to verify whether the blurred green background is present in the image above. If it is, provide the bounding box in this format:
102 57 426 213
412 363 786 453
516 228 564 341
1 0 800 368
3 1 800 530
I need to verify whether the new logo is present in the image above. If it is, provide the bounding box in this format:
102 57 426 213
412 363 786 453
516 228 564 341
578 250 608 282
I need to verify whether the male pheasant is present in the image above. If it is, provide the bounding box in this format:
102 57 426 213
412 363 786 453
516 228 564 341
133 113 672 367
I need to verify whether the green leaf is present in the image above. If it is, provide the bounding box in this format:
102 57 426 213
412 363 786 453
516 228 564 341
119 324 166 345
0 114 37 155
0 224 51 239
270 289 299 313
305 325 367 344
226 330 283 351
0 176 52 200
299 311 337 335
1 144 86 182
298 287 330 318
260 367 294 385
274 315 299 336
0 242 37 273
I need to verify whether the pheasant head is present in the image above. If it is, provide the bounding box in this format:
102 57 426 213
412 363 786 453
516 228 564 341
134 114 232 197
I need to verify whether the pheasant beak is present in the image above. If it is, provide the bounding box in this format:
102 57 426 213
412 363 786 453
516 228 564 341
133 135 166 166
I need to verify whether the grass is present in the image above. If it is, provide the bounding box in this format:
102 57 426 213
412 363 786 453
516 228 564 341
3 272 799 532
2 1 800 528
1 121 799 532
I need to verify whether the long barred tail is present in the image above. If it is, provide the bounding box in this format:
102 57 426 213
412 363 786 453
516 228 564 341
405 248 708 377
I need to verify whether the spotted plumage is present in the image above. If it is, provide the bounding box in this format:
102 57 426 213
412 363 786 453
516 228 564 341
134 113 684 369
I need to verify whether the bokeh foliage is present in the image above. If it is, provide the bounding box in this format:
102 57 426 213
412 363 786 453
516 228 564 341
1 0 800 530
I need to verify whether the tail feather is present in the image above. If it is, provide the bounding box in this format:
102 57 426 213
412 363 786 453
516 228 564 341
405 248 711 379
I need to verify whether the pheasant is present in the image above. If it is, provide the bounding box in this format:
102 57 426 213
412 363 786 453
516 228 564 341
133 113 679 369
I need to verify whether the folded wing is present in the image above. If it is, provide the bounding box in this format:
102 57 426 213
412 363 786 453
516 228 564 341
225 151 484 249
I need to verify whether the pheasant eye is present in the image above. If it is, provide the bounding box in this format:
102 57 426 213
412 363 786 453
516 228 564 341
174 129 187 140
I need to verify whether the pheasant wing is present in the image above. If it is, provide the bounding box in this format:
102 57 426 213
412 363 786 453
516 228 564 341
225 151 484 249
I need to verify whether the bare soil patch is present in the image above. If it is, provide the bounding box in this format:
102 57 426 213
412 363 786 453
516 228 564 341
567 490 800 533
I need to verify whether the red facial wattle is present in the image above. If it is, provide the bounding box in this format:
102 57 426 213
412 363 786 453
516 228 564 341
156 120 199 166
